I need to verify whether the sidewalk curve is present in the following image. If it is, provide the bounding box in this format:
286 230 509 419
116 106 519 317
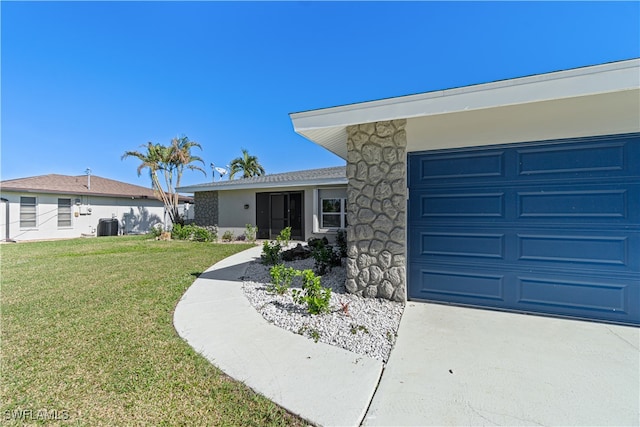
174 245 383 427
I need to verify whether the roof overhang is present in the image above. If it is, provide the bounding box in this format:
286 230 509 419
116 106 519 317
290 59 640 159
178 177 347 193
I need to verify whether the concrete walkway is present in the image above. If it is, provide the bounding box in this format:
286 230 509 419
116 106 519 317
173 246 383 427
175 246 640 426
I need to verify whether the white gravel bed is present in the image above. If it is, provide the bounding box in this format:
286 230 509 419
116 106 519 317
242 256 404 362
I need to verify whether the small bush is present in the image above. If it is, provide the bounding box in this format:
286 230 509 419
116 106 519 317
261 240 282 265
307 236 328 249
336 229 347 258
276 226 291 247
244 224 258 243
311 244 331 275
312 244 342 275
268 264 298 295
221 230 235 242
171 223 189 240
148 224 163 239
292 269 331 315
171 224 215 242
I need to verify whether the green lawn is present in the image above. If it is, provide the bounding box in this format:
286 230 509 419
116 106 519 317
0 236 305 426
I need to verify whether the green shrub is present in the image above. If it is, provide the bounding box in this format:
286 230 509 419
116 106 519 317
221 230 235 242
267 264 298 295
311 244 342 275
244 224 258 243
172 224 215 242
307 236 328 249
292 269 331 315
191 226 214 242
148 224 163 239
276 226 291 247
311 244 331 275
171 223 189 240
261 240 282 265
336 229 347 258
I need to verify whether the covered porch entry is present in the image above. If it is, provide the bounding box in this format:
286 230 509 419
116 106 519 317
256 191 304 240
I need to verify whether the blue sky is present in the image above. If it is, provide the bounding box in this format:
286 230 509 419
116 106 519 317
2 1 639 189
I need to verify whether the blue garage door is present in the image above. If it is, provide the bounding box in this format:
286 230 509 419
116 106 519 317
408 133 640 325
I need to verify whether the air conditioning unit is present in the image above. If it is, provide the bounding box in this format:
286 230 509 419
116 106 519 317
79 205 93 215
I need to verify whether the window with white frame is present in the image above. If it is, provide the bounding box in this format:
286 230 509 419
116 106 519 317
316 188 347 231
58 198 72 227
20 196 37 228
321 198 346 229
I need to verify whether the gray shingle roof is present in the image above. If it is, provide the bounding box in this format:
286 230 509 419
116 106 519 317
0 174 192 202
177 166 347 193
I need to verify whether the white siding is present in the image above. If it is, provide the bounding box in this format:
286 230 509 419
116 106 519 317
0 191 167 241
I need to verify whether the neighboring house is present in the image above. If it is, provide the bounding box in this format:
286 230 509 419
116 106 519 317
0 174 194 241
288 58 639 326
178 166 347 241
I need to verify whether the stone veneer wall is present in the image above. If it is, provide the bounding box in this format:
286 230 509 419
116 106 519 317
194 191 219 227
345 120 407 302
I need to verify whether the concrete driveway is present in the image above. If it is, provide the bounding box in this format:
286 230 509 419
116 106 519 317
363 302 640 426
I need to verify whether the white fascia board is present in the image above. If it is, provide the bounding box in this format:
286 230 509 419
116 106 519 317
177 177 348 193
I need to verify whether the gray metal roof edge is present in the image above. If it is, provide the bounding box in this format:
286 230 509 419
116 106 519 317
178 177 348 193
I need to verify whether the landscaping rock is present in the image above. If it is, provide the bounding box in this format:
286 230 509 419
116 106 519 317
242 255 404 362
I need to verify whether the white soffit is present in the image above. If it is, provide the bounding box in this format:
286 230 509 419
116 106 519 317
290 59 640 159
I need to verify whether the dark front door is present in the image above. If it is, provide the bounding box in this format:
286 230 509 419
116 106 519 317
256 191 304 240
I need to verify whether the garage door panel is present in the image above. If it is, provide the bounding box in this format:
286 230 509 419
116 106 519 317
411 226 638 274
517 234 632 267
516 141 627 177
418 192 505 218
516 276 628 314
410 265 638 324
409 266 505 302
411 183 639 226
408 133 640 325
409 133 640 188
518 189 629 219
416 151 505 182
415 231 505 260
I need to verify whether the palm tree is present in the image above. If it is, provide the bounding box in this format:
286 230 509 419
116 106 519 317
229 149 265 179
122 136 205 227
167 136 206 223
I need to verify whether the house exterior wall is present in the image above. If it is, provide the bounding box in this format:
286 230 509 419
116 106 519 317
217 189 256 239
0 191 166 241
195 185 347 241
345 120 407 302
405 90 639 152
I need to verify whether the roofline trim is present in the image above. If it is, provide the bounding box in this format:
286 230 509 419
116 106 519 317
0 187 193 202
178 177 348 193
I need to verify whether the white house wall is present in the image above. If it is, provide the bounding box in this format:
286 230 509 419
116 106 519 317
406 90 640 152
1 191 167 241
217 189 258 239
